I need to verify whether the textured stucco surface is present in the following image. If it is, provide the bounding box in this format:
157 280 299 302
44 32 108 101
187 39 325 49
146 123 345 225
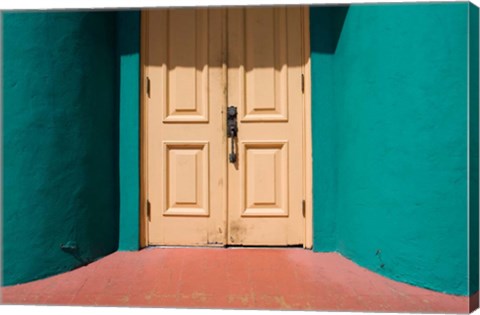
310 6 346 252
2 12 119 285
311 3 472 295
468 3 479 295
117 11 141 251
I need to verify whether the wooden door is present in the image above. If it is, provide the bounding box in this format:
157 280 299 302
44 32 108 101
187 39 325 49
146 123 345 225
145 7 306 246
145 9 227 245
226 7 305 245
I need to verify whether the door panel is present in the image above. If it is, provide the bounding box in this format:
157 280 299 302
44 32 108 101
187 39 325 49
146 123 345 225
163 142 209 216
146 9 226 245
242 141 288 217
244 8 288 122
164 10 209 122
227 7 304 245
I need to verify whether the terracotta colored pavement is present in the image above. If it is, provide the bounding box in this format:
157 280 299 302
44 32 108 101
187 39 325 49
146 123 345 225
0 248 474 312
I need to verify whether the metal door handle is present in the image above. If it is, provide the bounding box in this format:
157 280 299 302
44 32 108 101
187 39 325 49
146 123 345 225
227 105 238 163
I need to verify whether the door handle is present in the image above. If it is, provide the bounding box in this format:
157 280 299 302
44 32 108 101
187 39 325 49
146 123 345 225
227 105 238 163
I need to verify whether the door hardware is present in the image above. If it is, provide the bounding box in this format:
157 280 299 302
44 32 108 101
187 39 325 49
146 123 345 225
301 74 305 93
147 200 151 221
227 105 238 163
146 77 151 98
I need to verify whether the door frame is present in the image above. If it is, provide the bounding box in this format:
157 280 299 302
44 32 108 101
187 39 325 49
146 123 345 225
139 6 313 248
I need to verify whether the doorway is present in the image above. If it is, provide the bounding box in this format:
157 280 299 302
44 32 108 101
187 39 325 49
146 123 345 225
140 7 312 247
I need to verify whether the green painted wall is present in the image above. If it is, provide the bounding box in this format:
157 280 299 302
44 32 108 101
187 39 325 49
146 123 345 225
311 3 472 296
468 3 479 296
2 12 119 285
117 11 141 251
310 6 348 252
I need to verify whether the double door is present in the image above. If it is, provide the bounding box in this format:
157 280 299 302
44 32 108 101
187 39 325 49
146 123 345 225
144 7 307 246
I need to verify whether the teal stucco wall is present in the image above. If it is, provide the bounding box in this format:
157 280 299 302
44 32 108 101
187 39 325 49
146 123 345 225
468 3 479 296
117 11 141 251
310 5 348 252
311 3 475 296
2 12 120 285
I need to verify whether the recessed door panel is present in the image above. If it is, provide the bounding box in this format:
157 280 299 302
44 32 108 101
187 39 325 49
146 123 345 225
242 141 288 216
164 142 209 216
163 10 209 122
244 8 288 122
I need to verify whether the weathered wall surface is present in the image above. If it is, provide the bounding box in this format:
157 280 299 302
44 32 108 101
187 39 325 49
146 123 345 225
2 12 119 285
311 3 472 296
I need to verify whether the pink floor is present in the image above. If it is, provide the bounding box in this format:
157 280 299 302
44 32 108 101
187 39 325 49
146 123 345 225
0 248 476 312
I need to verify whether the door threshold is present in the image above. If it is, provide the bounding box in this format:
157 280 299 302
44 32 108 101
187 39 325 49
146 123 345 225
227 245 305 250
144 244 305 250
145 245 225 249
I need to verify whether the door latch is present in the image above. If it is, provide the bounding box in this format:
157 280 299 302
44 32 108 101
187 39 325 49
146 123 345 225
227 106 238 163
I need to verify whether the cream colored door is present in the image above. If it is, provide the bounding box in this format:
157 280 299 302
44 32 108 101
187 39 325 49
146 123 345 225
226 7 305 245
145 9 227 245
145 7 306 246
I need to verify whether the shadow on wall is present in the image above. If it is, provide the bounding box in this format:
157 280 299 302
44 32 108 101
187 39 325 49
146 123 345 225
309 5 349 253
310 5 349 54
2 11 120 286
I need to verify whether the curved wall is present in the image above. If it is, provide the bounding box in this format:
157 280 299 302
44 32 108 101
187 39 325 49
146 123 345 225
311 3 472 295
2 12 119 285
